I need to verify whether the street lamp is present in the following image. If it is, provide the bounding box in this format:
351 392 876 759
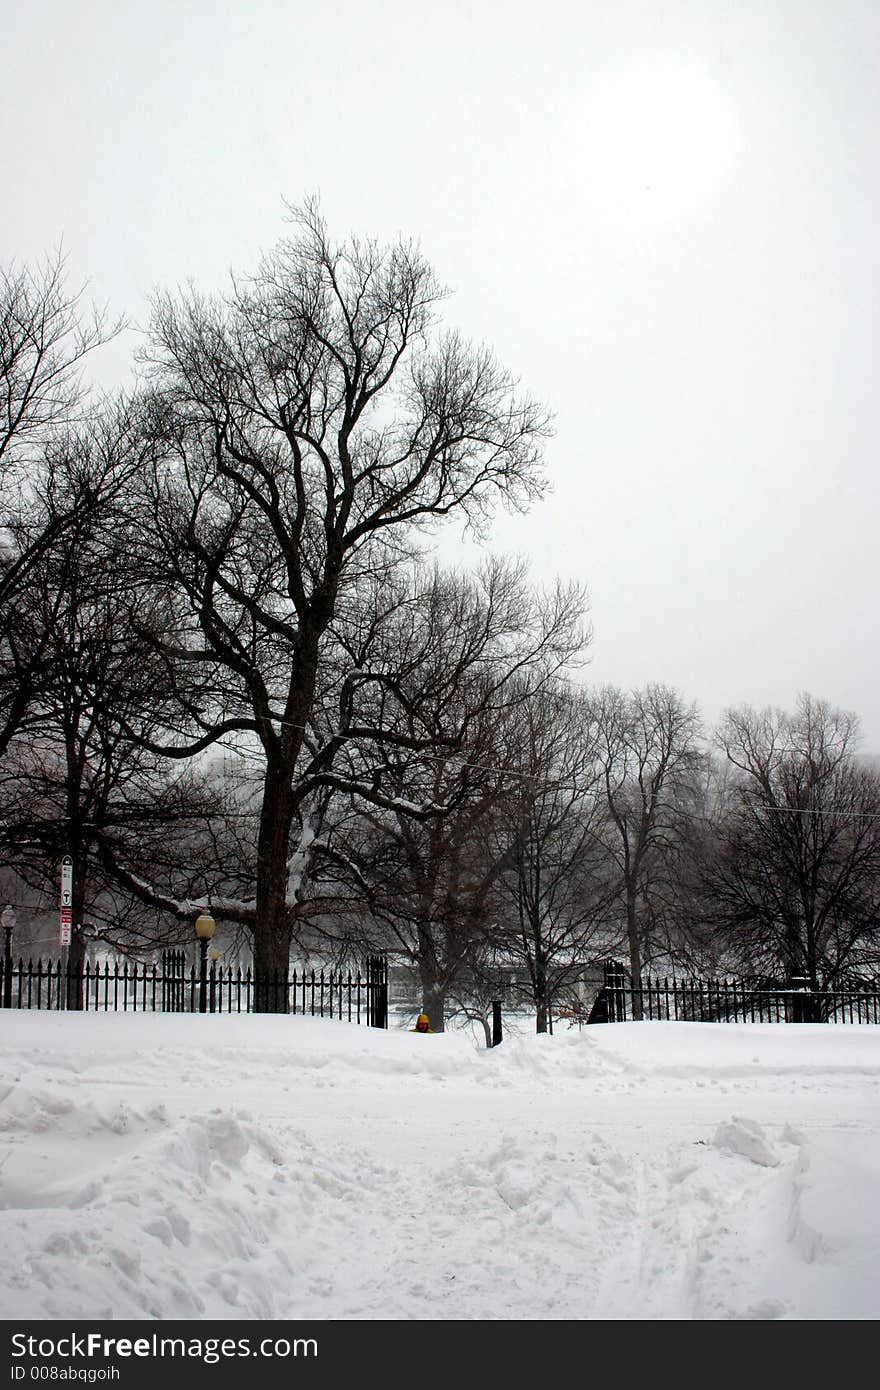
1 905 15 1010
194 910 216 1014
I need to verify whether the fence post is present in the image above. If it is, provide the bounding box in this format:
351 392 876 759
2 905 14 1009
606 961 628 1022
366 956 388 1028
790 976 817 1023
491 999 503 1047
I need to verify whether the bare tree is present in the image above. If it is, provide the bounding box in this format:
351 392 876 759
124 204 554 1000
302 559 588 1030
593 684 704 1007
0 249 120 475
0 423 217 997
493 685 617 1032
0 253 126 755
708 694 880 987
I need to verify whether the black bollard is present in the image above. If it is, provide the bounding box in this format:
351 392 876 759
491 999 503 1047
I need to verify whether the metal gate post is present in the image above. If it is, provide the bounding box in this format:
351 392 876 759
366 956 388 1028
491 999 503 1047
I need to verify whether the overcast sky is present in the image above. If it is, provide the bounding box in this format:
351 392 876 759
2 0 878 746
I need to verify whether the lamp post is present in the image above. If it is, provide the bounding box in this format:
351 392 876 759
1 906 15 1010
194 910 216 1014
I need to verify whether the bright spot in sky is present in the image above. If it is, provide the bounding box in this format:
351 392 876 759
584 57 738 219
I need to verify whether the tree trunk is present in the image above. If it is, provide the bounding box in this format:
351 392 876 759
626 889 643 1021
249 629 327 1012
534 953 549 1034
252 762 296 1011
418 962 447 1033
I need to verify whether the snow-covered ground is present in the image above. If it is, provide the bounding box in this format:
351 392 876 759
0 1011 877 1321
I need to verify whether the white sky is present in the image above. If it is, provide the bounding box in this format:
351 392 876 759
2 0 878 746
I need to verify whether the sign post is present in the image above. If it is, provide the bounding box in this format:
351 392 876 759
60 856 73 947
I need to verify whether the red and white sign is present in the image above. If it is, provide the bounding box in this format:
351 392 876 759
60 857 73 945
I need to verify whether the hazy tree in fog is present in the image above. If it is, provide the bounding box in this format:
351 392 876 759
593 684 704 1007
708 695 880 987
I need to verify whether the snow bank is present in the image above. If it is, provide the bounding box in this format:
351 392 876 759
1 1013 878 1319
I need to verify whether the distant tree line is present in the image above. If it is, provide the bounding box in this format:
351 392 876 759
2 218 879 1025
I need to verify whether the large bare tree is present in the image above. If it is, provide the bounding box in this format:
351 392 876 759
125 204 553 994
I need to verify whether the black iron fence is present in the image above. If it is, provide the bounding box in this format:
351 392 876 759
587 962 880 1025
0 952 388 1024
7 952 875 1028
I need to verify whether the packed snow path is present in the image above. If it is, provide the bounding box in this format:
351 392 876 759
1 1013 877 1320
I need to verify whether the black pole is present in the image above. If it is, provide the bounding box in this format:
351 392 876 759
198 937 208 1014
790 975 816 1023
491 999 503 1047
3 926 12 1009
